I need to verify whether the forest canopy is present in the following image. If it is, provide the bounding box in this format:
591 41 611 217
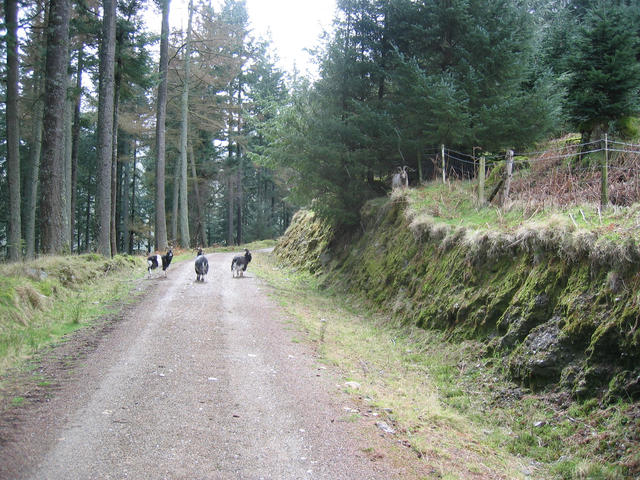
1 0 639 257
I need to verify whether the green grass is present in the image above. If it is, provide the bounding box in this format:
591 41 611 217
207 239 278 253
0 254 146 376
252 249 639 479
403 181 640 242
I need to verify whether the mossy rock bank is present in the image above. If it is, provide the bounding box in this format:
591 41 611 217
273 210 334 274
0 254 142 334
275 197 640 401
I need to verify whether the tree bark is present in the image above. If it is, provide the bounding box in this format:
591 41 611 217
24 77 44 259
84 190 91 252
70 46 84 252
63 73 73 249
178 0 194 248
154 0 171 251
171 156 179 243
129 140 138 253
227 83 235 246
235 87 243 245
110 60 122 255
96 0 117 257
129 141 138 253
236 159 243 245
227 175 234 246
24 0 47 259
5 0 22 260
121 136 131 254
39 0 71 255
189 142 204 247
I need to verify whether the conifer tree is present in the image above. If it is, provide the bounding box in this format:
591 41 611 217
566 1 640 139
154 0 170 251
5 0 22 260
39 0 71 254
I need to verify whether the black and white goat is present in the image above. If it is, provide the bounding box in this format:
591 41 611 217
231 249 252 278
147 248 173 278
195 248 209 282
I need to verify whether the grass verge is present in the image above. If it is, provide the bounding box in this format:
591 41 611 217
252 250 638 480
405 181 640 243
0 254 147 378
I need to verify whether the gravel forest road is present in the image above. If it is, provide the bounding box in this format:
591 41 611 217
1 251 408 480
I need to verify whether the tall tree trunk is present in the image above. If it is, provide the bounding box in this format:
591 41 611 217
63 73 73 249
129 141 137 254
39 0 71 254
96 0 117 257
235 86 243 245
84 190 91 252
24 77 44 259
70 46 83 251
271 182 276 232
110 65 122 255
171 156 179 242
5 0 22 260
121 136 131 254
24 0 47 259
154 0 171 251
379 2 390 101
227 85 235 246
189 143 204 247
227 175 234 246
236 159 243 245
178 0 193 248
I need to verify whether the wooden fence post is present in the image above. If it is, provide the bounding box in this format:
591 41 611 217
478 156 485 205
601 134 609 209
502 149 514 206
441 144 446 183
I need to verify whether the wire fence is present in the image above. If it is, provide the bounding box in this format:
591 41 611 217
428 135 640 208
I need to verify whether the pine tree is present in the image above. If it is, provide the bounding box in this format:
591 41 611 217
566 1 640 139
96 0 117 257
177 0 194 248
154 0 170 251
39 0 71 254
5 0 22 260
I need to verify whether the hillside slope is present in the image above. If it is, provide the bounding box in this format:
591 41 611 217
274 193 640 402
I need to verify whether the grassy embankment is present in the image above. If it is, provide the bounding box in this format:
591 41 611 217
265 183 640 479
0 254 149 378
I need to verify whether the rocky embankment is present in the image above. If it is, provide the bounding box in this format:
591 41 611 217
275 197 640 402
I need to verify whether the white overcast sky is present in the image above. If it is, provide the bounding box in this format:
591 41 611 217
146 0 337 77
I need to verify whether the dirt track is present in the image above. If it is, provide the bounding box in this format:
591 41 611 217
0 251 408 480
